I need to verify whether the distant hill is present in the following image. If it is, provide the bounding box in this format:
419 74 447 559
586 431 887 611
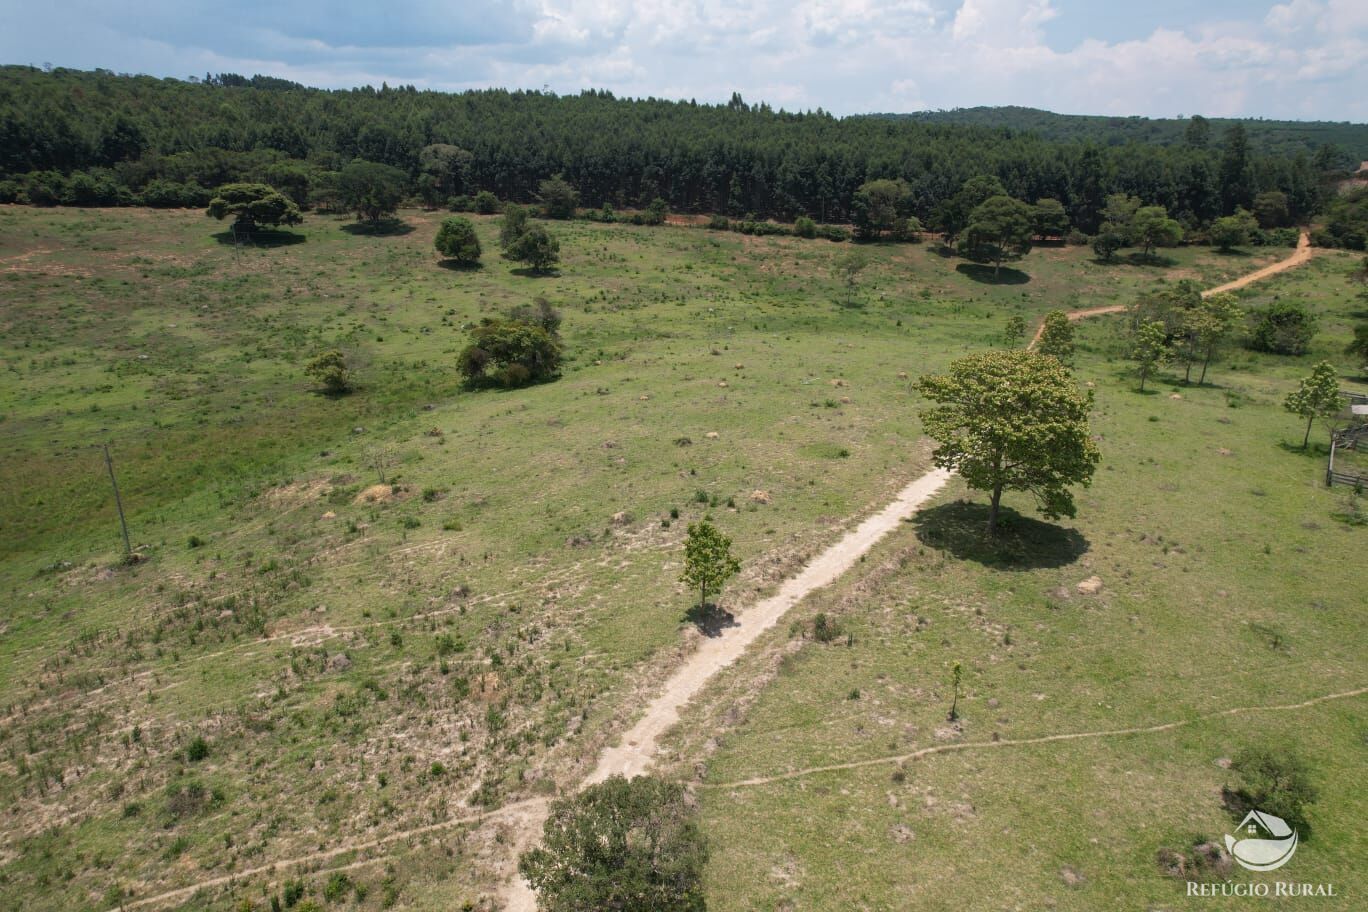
873 106 1368 163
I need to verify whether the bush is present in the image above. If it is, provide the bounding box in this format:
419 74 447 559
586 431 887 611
642 197 669 226
305 350 352 394
458 318 563 388
1065 228 1090 246
519 775 707 912
185 736 209 762
142 179 211 208
472 190 500 214
706 214 731 231
447 194 472 212
1224 746 1318 839
817 224 850 242
811 612 843 643
891 216 924 242
1248 301 1317 355
1309 227 1338 248
793 216 817 238
434 216 481 265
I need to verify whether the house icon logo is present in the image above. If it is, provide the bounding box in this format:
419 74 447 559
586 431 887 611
1225 810 1298 872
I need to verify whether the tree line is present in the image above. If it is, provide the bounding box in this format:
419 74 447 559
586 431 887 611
0 66 1346 232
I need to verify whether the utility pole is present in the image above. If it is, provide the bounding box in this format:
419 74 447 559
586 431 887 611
103 443 132 557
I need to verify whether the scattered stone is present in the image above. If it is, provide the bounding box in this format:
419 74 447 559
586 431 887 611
94 568 115 582
422 403 435 411
897 371 908 380
321 511 336 520
218 609 234 619
326 653 352 672
1059 865 1085 887
351 426 366 434
673 436 693 447
1217 447 1232 456
734 363 744 370
1170 393 1183 400
840 396 852 404
718 380 729 388
603 440 618 449
611 511 631 525
890 824 915 844
639 394 650 400
986 697 999 709
1076 576 1103 595
750 490 772 504
705 431 720 440
830 378 847 388
1215 757 1232 769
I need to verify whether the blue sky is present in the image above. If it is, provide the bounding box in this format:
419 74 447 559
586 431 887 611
1 1 1364 120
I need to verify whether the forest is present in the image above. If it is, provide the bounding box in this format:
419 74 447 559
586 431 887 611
0 65 1360 233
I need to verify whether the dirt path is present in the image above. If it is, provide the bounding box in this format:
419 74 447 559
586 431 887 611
1203 229 1312 296
703 686 1368 790
1025 230 1313 347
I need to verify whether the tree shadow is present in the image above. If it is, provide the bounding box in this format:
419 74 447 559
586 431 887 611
342 219 414 236
211 229 305 248
1212 248 1254 257
955 263 1030 285
437 259 483 272
509 267 560 278
1121 252 1179 268
910 501 1089 570
685 602 738 638
1276 440 1328 458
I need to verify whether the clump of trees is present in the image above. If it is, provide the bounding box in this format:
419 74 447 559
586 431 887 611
1209 209 1258 252
852 178 918 240
205 183 302 234
538 174 579 219
916 350 1101 533
434 216 481 265
1312 187 1367 250
457 301 564 388
1092 193 1183 261
519 775 708 912
1128 283 1243 384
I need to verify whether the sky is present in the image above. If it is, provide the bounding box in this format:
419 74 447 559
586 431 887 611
1 0 1365 121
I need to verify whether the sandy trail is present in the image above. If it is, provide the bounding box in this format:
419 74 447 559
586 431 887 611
115 231 1317 911
1025 229 1312 347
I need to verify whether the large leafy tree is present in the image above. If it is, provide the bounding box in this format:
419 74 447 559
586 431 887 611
1130 205 1184 257
1030 198 1070 238
959 195 1033 276
417 143 473 207
1283 361 1344 449
339 160 407 224
519 775 707 912
537 173 580 219
1035 310 1075 366
1209 209 1257 252
680 520 741 610
507 223 560 273
935 174 1007 245
205 183 301 233
851 178 912 239
916 350 1101 533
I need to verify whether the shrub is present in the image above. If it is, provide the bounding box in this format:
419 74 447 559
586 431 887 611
811 612 842 643
434 216 481 265
1224 746 1318 838
706 214 731 231
1248 301 1317 355
447 194 472 212
185 736 209 762
817 224 850 242
472 190 499 214
323 872 352 903
305 350 352 394
793 216 817 238
642 197 669 226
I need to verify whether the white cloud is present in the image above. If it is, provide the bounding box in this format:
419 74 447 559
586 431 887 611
1 0 1365 119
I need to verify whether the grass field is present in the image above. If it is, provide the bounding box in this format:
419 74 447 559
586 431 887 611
0 203 1358 911
659 249 1368 911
